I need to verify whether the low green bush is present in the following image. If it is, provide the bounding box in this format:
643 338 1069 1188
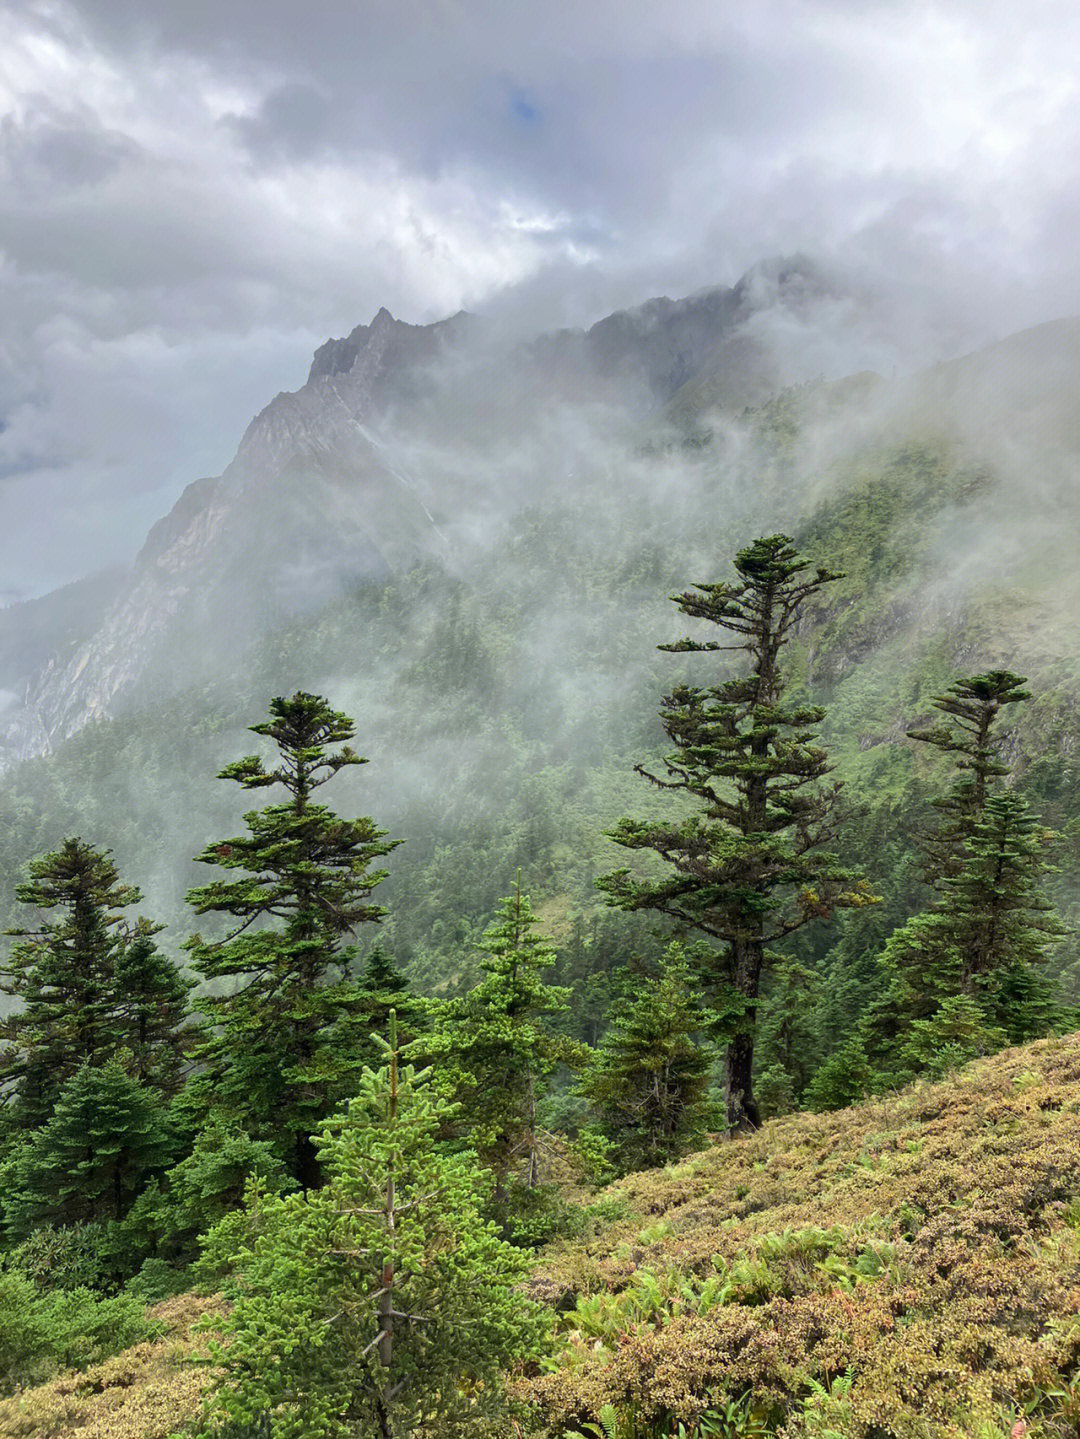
0 1270 155 1394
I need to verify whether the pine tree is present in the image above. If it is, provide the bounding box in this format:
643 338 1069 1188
907 670 1030 882
599 536 872 1131
197 1022 546 1439
581 943 716 1171
0 839 140 1127
111 919 193 1095
899 994 1007 1081
803 1036 872 1114
417 877 580 1220
6 1061 171 1239
754 954 819 1101
184 692 401 1190
863 673 1060 1073
946 791 1063 1036
353 945 422 1070
118 1118 295 1272
861 909 960 1076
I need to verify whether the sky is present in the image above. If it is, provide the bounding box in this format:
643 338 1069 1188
3 0 1080 601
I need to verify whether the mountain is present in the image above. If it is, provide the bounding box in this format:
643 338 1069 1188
0 257 844 769
2 255 1080 1005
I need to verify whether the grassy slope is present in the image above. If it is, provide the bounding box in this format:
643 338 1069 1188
0 1294 220 1439
521 1033 1080 1438
4 1041 1080 1438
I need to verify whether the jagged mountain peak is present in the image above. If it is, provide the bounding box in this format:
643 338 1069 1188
8 252 1055 772
306 306 472 385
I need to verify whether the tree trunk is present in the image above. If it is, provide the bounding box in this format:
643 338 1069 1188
724 1030 761 1133
294 1130 321 1194
725 938 763 1133
377 1024 398 1439
525 1068 537 1189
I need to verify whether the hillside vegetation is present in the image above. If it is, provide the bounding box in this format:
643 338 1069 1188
0 1293 219 1439
3 308 1080 1436
523 1033 1080 1437
1 1039 1078 1438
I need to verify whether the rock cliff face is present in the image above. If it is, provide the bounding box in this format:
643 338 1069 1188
0 258 841 767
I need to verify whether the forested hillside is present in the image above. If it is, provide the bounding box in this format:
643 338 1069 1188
2 284 1080 1436
4 1038 1080 1436
3 308 1079 1056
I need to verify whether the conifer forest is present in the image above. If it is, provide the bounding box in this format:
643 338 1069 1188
4 501 1080 1436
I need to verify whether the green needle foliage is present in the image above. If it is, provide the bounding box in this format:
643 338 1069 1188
599 535 873 1131
907 670 1030 881
117 1118 295 1275
753 953 819 1105
4 1060 171 1239
580 942 717 1172
353 945 424 1070
947 790 1064 1034
899 993 1008 1080
418 877 581 1222
0 838 159 1127
111 918 194 1095
197 1023 547 1439
864 673 1062 1079
184 692 401 1189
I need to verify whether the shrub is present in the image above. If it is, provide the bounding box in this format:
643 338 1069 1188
4 1222 109 1293
0 1271 154 1395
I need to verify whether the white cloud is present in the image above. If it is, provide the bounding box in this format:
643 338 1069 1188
3 0 1080 596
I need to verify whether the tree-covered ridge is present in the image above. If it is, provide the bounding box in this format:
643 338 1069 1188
0 507 1074 1435
2 402 1077 1013
2 337 1080 1436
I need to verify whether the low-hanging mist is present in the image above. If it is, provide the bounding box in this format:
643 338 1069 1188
2 255 1080 1011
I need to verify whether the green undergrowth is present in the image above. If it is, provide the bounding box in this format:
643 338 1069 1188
4 1040 1080 1437
519 1032 1080 1439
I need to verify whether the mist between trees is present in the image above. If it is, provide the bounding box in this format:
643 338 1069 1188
2 492 1080 1435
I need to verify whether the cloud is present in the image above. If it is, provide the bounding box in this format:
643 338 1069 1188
222 83 334 164
3 0 1080 596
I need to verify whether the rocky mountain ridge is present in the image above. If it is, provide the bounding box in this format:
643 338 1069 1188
0 259 843 768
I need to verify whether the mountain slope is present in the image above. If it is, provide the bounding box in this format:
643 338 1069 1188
0 258 845 768
2 1037 1079 1438
522 1032 1080 1437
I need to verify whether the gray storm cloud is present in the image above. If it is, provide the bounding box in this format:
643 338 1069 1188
3 0 1080 596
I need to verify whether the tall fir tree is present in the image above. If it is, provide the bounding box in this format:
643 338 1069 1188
862 671 1059 1074
907 670 1030 881
580 942 717 1171
184 692 401 1190
417 877 580 1220
111 919 194 1095
1 839 140 1127
946 790 1063 1036
599 535 872 1131
352 945 423 1070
